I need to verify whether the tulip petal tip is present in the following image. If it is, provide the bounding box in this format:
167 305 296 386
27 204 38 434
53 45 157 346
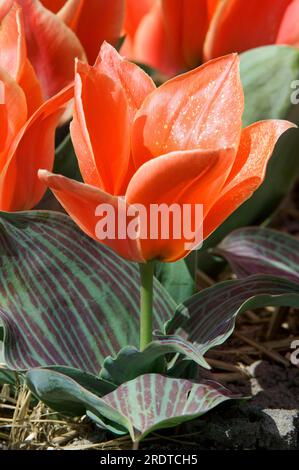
38 169 51 181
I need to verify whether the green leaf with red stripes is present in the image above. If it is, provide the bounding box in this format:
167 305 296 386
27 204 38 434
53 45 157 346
216 227 299 282
167 275 299 359
0 211 175 374
26 369 239 442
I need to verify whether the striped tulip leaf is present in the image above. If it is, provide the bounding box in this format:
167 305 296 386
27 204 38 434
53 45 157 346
216 227 299 282
0 211 175 373
167 275 299 358
100 335 211 385
26 369 239 442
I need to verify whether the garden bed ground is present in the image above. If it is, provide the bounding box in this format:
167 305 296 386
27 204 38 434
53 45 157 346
0 186 299 451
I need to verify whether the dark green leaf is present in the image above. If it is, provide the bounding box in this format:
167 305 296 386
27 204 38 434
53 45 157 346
54 133 82 181
0 366 21 387
155 260 195 303
100 334 211 385
100 346 166 385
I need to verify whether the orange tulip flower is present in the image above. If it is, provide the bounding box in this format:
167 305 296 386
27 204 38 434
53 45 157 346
123 0 299 76
40 0 125 64
121 0 221 76
1 0 85 100
0 68 73 211
39 43 294 263
205 0 299 60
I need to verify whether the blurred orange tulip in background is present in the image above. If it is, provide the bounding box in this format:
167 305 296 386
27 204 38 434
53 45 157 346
122 0 299 76
205 0 299 60
0 0 85 100
0 77 72 211
0 3 43 116
0 1 79 212
41 0 125 64
39 43 294 263
122 0 219 76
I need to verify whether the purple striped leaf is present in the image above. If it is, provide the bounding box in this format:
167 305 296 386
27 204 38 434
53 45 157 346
167 275 299 358
216 227 299 282
0 211 175 373
26 369 239 442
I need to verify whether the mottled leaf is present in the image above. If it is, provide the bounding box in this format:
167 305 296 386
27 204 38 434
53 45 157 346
216 227 299 282
167 276 299 357
26 369 238 442
0 211 175 373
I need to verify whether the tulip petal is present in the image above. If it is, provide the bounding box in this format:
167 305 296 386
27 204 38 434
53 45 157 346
207 0 220 20
0 0 13 21
0 82 8 152
126 147 234 262
0 69 27 162
204 0 292 60
132 2 179 76
93 43 155 191
57 0 125 64
132 54 243 168
124 0 154 39
40 0 65 13
203 120 296 239
56 0 82 30
18 0 86 99
0 85 73 211
95 42 155 123
18 58 44 116
38 170 145 262
129 0 221 75
162 0 210 69
70 60 131 195
0 4 43 115
0 4 26 81
276 0 299 47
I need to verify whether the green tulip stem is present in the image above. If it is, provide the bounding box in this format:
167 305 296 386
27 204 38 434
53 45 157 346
139 261 155 351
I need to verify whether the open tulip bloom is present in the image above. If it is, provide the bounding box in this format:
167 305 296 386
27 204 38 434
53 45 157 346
39 42 294 350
